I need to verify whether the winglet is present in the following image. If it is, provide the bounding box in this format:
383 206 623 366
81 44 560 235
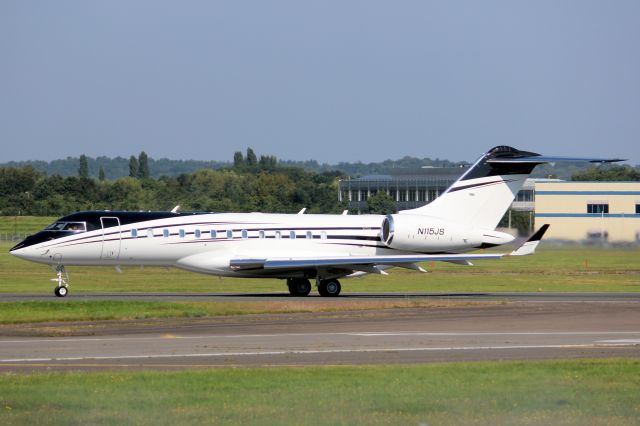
510 224 550 256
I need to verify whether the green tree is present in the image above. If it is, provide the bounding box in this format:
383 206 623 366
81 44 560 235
98 166 106 181
78 155 89 178
129 155 139 178
246 148 257 168
138 151 150 179
233 151 244 168
259 155 277 170
572 165 640 181
367 191 396 215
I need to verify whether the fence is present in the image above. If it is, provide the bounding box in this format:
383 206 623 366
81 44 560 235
0 232 31 242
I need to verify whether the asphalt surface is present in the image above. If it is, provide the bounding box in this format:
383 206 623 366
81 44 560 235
2 291 640 303
1 295 639 372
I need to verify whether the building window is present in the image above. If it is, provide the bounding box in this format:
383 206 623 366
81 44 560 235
195 229 201 238
210 230 217 239
408 190 416 202
418 190 426 202
517 190 534 202
226 230 233 239
398 190 407 202
241 229 248 239
587 203 609 214
163 229 169 238
179 229 186 238
389 189 396 200
360 190 368 201
131 229 138 238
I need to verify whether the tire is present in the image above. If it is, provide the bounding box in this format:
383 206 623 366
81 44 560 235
54 286 68 297
318 279 341 297
287 279 311 297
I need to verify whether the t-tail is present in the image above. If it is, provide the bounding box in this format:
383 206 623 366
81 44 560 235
400 145 623 231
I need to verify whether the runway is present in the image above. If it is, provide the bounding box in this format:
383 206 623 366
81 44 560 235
1 298 639 371
2 291 640 303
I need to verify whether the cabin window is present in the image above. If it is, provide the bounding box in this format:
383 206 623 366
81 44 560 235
636 204 640 214
195 229 201 238
241 229 248 239
210 230 217 239
289 231 296 239
147 229 154 238
179 229 186 238
320 231 327 240
131 229 138 238
226 230 233 239
259 230 265 239
163 229 169 238
275 231 281 239
306 231 313 239
46 222 86 232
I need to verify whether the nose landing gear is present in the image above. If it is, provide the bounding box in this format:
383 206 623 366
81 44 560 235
51 265 69 297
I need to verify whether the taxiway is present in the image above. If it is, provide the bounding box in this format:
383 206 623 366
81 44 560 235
1 296 639 372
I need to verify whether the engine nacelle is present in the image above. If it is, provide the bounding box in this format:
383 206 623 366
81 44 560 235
380 214 484 252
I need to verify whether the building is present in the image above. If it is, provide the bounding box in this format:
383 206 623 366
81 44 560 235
535 181 640 242
338 167 536 216
338 167 467 213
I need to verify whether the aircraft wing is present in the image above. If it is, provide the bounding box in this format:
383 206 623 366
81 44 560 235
230 225 550 272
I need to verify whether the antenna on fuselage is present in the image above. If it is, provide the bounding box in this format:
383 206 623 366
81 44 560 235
298 208 307 215
342 210 348 215
171 205 181 213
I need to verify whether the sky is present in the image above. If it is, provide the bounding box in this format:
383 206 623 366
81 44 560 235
1 1 639 165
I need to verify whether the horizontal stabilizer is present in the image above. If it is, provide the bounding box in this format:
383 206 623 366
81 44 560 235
487 156 625 164
510 224 550 256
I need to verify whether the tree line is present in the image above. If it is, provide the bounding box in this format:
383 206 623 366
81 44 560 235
5 151 635 181
1 147 638 218
0 149 347 217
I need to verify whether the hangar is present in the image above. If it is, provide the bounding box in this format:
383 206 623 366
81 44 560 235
535 181 640 242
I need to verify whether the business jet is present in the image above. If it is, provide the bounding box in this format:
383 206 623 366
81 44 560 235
10 146 622 297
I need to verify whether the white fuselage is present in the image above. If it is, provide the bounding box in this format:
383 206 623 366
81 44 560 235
12 212 498 278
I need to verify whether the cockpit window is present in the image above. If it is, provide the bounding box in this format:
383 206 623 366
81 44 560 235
45 222 87 232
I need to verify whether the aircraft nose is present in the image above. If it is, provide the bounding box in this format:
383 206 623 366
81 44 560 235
10 241 26 252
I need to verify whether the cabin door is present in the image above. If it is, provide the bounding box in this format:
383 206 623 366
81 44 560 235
100 217 121 260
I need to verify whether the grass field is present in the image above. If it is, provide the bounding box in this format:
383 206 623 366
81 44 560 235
0 216 55 237
1 359 638 425
0 299 475 325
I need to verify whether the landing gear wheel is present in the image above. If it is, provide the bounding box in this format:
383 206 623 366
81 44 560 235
54 286 68 297
318 279 341 297
51 265 69 297
287 278 312 297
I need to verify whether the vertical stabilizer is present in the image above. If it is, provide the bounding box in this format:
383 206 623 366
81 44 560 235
400 146 542 230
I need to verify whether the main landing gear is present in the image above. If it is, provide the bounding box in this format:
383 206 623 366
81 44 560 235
51 265 69 297
286 278 342 297
287 278 312 297
317 279 341 297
